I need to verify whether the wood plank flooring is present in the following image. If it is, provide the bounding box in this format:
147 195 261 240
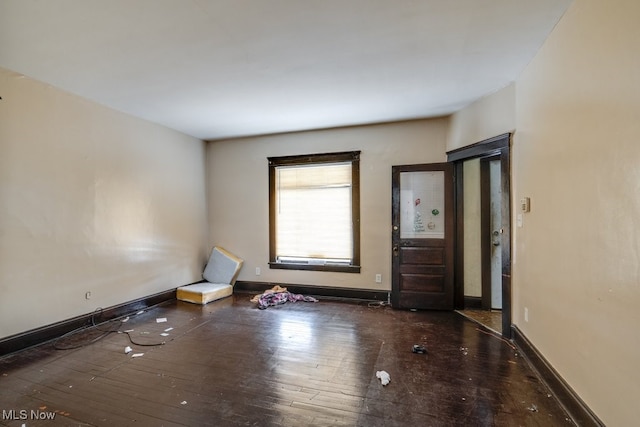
457 309 503 335
0 295 573 426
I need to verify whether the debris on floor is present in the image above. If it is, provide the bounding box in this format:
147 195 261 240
156 317 167 323
124 346 132 354
528 403 538 412
131 353 144 358
250 284 287 303
376 370 391 386
460 346 469 355
412 344 427 354
251 285 318 309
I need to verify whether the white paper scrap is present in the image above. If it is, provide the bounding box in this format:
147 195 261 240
164 327 174 332
131 353 144 358
160 333 169 337
376 370 391 386
181 401 187 405
121 316 130 323
124 346 132 354
136 310 145 315
124 329 134 333
156 318 167 323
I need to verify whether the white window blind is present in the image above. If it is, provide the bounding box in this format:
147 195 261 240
275 162 353 262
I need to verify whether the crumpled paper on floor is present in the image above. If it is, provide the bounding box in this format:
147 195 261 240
376 370 391 386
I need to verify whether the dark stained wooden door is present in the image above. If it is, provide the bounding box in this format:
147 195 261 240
391 163 454 309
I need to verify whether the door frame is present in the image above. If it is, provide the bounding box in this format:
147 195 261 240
447 133 512 338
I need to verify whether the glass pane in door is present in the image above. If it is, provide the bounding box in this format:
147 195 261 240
400 171 445 239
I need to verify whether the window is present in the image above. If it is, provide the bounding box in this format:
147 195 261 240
268 151 360 273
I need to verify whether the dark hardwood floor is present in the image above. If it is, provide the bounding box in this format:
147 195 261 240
457 309 503 335
0 295 572 426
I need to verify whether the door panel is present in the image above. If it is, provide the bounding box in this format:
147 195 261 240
489 159 503 309
401 247 444 265
400 274 444 293
481 156 504 310
392 163 454 310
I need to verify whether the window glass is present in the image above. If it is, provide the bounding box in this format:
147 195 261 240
268 152 360 273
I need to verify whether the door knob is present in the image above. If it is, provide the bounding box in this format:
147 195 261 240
393 245 399 256
492 230 501 246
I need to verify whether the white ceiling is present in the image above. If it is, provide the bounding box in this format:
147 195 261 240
0 0 572 141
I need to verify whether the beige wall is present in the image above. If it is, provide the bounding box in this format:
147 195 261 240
449 0 640 424
447 83 515 151
514 0 640 424
207 119 447 291
0 68 209 339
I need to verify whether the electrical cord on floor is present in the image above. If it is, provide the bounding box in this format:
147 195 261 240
53 307 166 350
120 330 167 347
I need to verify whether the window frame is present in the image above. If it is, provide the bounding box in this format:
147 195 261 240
268 151 361 273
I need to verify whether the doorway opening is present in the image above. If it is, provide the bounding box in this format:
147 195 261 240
447 134 512 338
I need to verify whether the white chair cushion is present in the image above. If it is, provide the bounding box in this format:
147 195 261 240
202 246 243 285
177 282 233 305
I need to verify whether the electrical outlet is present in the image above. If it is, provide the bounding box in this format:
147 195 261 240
255 267 261 276
85 291 92 300
524 307 529 322
375 274 382 283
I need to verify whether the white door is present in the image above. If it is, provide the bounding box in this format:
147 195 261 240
489 159 503 309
